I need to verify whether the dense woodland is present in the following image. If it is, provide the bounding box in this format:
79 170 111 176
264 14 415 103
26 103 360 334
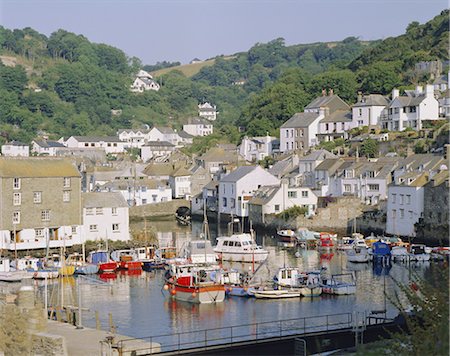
0 10 448 146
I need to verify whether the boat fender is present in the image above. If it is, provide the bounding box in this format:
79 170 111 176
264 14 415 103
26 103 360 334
163 284 169 290
192 292 197 298
229 287 233 292
170 289 177 295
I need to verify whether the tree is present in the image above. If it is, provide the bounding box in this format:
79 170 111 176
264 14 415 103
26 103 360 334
308 70 358 102
360 139 379 158
0 64 27 94
357 61 402 94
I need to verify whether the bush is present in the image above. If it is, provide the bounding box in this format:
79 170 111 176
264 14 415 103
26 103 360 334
277 205 308 221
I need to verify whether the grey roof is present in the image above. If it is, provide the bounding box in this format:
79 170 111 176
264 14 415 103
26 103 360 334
98 179 168 191
37 140 65 148
3 140 28 146
178 130 194 139
204 180 219 190
300 149 337 162
185 117 211 125
154 127 175 134
269 160 293 177
397 154 446 172
281 112 320 128
320 110 352 123
221 166 258 182
249 185 280 205
82 192 128 208
143 141 175 147
433 74 448 85
389 93 427 108
117 129 150 134
305 95 350 111
353 94 389 107
315 158 344 173
71 136 122 143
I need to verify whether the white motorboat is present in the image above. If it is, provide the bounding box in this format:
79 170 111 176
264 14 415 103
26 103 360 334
253 288 301 299
409 244 431 262
321 273 356 295
10 256 39 271
391 246 410 262
215 233 269 263
346 244 370 263
273 267 322 297
0 258 30 282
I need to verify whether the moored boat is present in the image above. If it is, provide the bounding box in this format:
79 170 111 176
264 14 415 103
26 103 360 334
321 273 356 295
346 241 370 263
88 250 118 273
276 229 296 243
111 249 142 270
318 234 335 251
67 253 99 275
164 264 225 304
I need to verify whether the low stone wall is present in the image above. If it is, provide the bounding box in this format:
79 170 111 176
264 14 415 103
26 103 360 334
130 199 190 220
31 333 67 356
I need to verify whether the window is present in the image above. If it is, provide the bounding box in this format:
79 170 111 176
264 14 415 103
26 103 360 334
285 130 288 138
288 191 297 198
344 184 352 193
408 211 413 219
71 226 77 234
358 108 362 116
392 194 396 204
406 195 411 205
223 197 227 207
34 191 42 203
410 106 416 113
223 241 229 246
13 178 20 189
35 228 44 238
89 225 98 232
142 199 148 204
96 207 103 215
112 223 120 232
112 207 118 215
13 211 20 224
325 123 329 131
13 192 21 206
231 198 235 209
63 177 70 188
400 194 404 205
400 209 404 219
41 210 50 221
368 184 379 191
302 191 308 198
86 208 94 215
274 204 280 212
392 209 397 218
63 191 70 202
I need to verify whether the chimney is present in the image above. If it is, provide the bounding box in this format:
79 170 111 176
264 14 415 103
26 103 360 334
415 85 423 94
392 88 399 99
322 89 326 96
328 88 334 96
425 84 434 97
357 91 362 103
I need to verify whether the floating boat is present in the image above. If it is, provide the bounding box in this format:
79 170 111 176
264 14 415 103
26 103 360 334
276 229 296 243
135 246 166 271
164 264 225 304
46 254 75 276
10 256 39 271
337 237 354 251
273 267 322 297
317 234 335 251
253 289 301 299
213 269 252 297
295 228 317 249
391 245 410 262
431 247 450 261
370 241 391 264
33 269 59 279
88 250 118 273
0 258 27 282
181 240 217 265
67 253 99 275
321 273 356 295
111 250 142 270
409 244 431 262
346 240 370 263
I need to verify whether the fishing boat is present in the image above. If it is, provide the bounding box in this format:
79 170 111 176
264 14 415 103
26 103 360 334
0 258 25 282
111 249 143 270
135 246 166 270
321 273 356 295
10 256 39 271
317 233 335 251
67 253 99 275
431 247 450 261
273 267 322 297
164 264 225 304
33 269 59 279
337 237 354 251
391 245 410 262
214 219 269 263
276 229 296 243
346 244 370 263
87 250 118 273
370 240 391 264
46 254 75 276
409 244 431 262
295 228 317 249
181 240 217 265
212 269 252 297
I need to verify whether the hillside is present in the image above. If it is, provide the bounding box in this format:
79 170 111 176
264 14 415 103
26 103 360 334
0 10 448 145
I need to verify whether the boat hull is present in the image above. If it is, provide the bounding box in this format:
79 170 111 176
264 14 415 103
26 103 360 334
59 265 76 276
75 264 99 275
0 272 23 282
322 285 356 295
98 262 118 273
253 289 301 299
33 270 59 279
225 285 250 297
118 261 142 270
299 286 322 297
215 251 268 263
169 284 225 304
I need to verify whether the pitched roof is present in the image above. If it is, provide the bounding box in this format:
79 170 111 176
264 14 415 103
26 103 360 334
82 192 128 208
143 141 175 147
153 127 175 134
221 166 258 182
171 167 192 177
0 158 80 178
249 185 280 205
3 140 28 147
34 140 65 148
143 163 177 176
199 147 237 163
353 94 389 107
305 95 350 111
71 136 122 143
300 149 337 162
178 130 194 139
281 112 320 128
315 158 343 173
185 117 211 125
320 110 352 123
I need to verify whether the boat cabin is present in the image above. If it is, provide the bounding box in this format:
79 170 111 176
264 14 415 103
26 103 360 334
67 253 85 266
169 264 219 286
88 250 109 264
134 246 157 261
275 267 301 287
111 249 137 262
215 233 260 252
11 257 39 271
184 240 216 264
0 258 10 272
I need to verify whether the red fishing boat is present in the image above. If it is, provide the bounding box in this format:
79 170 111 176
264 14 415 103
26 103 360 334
87 250 118 273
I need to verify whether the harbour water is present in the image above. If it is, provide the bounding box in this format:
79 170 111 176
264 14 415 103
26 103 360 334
2 219 437 341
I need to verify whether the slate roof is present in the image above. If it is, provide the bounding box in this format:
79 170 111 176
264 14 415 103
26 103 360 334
353 94 389 107
199 147 237 163
389 94 427 108
3 140 28 147
117 129 150 134
280 112 320 128
82 192 128 208
185 117 211 125
314 158 343 173
34 140 65 148
71 136 122 143
397 154 446 172
221 166 258 182
249 185 280 205
320 110 352 123
154 127 175 134
144 163 178 176
300 149 337 162
143 141 175 147
178 130 194 139
0 158 80 178
171 167 192 177
304 95 350 111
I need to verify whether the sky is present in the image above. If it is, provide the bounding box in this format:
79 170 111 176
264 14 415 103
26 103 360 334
0 0 448 65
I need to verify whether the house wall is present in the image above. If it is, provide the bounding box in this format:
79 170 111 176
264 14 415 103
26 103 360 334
169 176 191 198
350 106 386 128
1 145 29 157
83 206 130 241
386 185 424 237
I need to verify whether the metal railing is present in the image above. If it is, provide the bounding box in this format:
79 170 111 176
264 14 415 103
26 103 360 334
116 312 354 354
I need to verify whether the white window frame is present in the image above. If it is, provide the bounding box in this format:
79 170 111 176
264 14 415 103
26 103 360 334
35 228 44 238
34 191 42 204
63 177 71 188
63 190 70 202
96 207 103 215
13 211 20 224
13 178 20 190
86 207 94 215
41 210 50 222
112 207 118 215
301 191 308 198
112 223 120 232
89 224 98 232
13 192 21 206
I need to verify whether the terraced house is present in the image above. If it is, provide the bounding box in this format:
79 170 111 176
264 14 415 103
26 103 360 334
0 158 82 250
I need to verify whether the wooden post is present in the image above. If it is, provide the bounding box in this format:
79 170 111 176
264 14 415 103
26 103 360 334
95 311 101 330
109 313 116 334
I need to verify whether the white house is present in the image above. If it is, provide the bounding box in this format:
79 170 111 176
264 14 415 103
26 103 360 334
298 149 337 187
317 110 353 143
31 140 66 156
148 127 181 146
198 102 217 121
218 165 280 217
117 129 151 148
350 94 389 129
1 141 29 157
82 192 130 241
249 181 318 221
239 134 277 162
169 167 192 199
130 70 160 92
65 136 127 154
382 85 439 131
385 172 428 237
183 117 213 137
280 92 349 152
141 141 176 162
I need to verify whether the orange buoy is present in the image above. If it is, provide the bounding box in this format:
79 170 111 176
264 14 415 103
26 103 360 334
170 289 177 295
192 292 197 298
